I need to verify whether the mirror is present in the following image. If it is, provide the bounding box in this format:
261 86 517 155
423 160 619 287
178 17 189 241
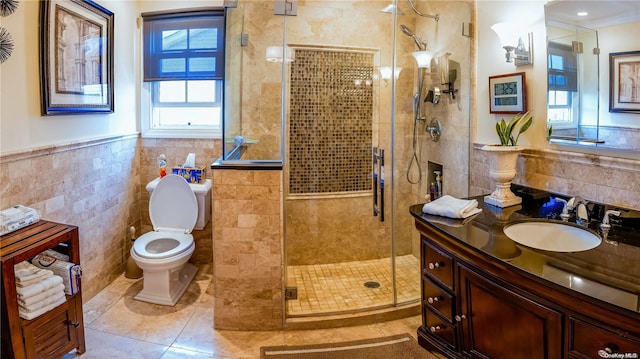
544 1 640 151
545 2 601 145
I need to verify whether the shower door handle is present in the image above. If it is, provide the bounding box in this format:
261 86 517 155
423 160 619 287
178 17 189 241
379 149 384 222
372 147 384 222
372 147 378 217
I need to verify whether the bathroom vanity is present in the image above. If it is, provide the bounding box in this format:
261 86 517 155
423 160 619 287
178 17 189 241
411 189 640 358
0 220 85 359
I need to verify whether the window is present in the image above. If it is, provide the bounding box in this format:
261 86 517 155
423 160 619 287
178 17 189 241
548 42 577 125
142 9 225 138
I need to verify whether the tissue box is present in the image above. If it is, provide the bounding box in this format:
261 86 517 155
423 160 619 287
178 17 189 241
172 165 206 184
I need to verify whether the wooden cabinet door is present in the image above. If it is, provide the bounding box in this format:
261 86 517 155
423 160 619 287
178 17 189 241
458 264 563 359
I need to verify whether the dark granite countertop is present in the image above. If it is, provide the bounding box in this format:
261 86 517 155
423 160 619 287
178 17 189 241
410 186 640 313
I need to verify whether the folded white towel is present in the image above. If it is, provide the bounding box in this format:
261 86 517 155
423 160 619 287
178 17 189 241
16 275 63 299
422 195 482 219
14 261 53 285
18 283 66 307
18 296 66 320
19 290 66 313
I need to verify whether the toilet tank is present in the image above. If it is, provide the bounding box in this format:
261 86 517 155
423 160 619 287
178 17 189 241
146 178 212 230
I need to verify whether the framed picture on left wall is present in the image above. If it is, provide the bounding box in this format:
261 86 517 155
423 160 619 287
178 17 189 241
40 0 114 115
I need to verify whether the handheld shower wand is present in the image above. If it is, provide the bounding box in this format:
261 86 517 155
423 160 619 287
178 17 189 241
401 25 428 184
400 25 427 51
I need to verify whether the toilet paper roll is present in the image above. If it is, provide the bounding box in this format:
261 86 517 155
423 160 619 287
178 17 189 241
184 153 196 168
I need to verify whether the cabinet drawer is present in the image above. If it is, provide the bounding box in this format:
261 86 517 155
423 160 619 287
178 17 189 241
423 277 454 322
423 308 458 351
569 317 640 358
22 300 78 359
422 238 454 290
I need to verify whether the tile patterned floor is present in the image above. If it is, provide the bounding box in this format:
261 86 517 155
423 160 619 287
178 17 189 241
64 263 427 359
286 255 421 316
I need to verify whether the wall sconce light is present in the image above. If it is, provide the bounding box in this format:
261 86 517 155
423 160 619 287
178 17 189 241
490 23 533 66
266 46 295 63
411 50 433 69
379 66 402 86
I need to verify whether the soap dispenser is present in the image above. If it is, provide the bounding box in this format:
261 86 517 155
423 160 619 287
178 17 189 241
158 154 167 178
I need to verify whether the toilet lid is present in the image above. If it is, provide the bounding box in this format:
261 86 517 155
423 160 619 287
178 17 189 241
149 174 198 233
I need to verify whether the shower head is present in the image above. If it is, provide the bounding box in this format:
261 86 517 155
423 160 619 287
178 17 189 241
400 25 426 51
379 3 404 15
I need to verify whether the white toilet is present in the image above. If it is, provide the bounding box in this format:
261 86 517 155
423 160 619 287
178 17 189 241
131 174 212 306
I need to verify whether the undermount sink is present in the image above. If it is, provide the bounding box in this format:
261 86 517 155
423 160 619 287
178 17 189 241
503 220 602 252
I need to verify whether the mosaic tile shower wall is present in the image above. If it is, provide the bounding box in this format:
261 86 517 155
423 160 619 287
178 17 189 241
289 49 374 194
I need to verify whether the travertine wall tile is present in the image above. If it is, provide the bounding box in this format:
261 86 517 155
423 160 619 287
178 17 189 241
212 169 283 330
0 136 140 299
471 144 640 211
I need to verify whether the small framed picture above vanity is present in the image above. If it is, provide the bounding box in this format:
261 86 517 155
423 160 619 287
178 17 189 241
488 72 527 114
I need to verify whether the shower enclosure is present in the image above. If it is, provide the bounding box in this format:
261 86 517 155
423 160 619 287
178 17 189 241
223 0 472 321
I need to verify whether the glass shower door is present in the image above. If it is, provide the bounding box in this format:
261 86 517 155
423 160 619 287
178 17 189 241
284 0 398 317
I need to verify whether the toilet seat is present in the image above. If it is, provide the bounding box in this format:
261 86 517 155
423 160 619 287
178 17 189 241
133 231 194 260
133 174 198 260
149 174 198 234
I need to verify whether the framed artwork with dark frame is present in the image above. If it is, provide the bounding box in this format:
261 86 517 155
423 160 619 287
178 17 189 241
40 0 114 115
609 50 640 113
489 72 526 114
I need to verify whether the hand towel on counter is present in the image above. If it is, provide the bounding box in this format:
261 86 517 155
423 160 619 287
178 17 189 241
16 275 63 299
422 195 482 219
18 296 66 320
421 211 481 227
18 283 66 307
14 261 53 286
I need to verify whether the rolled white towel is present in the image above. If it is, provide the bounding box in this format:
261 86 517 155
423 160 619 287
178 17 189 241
19 296 66 320
422 195 482 219
14 261 53 285
16 275 63 299
18 283 66 307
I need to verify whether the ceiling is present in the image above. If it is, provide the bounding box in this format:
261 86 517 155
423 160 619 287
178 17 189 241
545 0 640 29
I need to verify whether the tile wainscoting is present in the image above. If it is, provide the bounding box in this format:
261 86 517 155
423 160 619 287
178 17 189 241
0 134 140 299
471 143 640 210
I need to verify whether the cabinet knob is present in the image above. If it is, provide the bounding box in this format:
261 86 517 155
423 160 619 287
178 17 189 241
598 345 618 357
455 314 466 322
428 261 444 270
427 296 441 304
429 325 442 333
71 321 80 328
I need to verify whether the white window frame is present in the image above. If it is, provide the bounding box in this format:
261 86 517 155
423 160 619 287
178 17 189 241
140 9 224 139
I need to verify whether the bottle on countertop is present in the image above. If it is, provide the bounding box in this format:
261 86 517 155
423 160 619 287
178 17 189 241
158 154 167 178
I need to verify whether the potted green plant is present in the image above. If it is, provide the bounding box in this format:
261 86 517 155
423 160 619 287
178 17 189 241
481 112 534 208
495 111 533 146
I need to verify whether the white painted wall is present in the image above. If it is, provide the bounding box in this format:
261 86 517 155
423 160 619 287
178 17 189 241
475 0 640 151
0 0 139 154
598 22 640 128
475 0 548 147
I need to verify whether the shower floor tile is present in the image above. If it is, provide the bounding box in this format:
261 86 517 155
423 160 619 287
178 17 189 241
286 255 421 316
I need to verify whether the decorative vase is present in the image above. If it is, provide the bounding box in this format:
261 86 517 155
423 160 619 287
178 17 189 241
481 145 523 208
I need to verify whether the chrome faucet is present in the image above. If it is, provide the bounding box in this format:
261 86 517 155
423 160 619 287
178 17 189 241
557 196 590 224
599 210 621 229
